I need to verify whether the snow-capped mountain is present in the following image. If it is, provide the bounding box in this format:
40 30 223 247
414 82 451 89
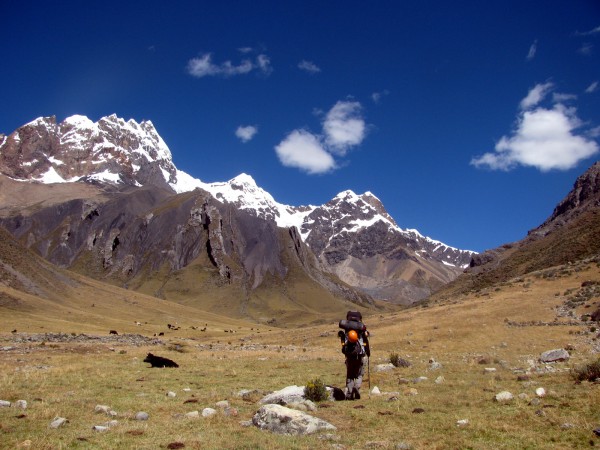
0 114 475 304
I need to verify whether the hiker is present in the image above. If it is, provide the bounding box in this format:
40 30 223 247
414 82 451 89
338 311 370 400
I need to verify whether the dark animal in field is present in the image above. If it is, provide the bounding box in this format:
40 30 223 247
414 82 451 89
109 330 118 335
327 385 346 401
591 307 600 322
143 353 179 368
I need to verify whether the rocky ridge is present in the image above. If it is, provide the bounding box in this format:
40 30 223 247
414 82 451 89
0 114 475 304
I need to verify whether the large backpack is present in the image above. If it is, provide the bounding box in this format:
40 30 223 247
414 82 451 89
339 311 367 359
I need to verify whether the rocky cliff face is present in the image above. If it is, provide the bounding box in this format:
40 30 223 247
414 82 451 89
1 114 475 305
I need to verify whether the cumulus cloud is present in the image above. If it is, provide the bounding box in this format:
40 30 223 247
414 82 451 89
586 81 598 93
323 101 366 155
274 100 367 174
526 40 538 60
471 83 599 172
298 60 321 74
275 130 335 174
235 125 258 143
520 82 554 110
187 52 272 78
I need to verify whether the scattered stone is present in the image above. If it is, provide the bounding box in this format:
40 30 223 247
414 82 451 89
135 412 149 421
95 405 111 414
259 385 305 405
535 409 545 417
456 419 469 427
224 407 239 417
535 387 546 397
518 393 529 401
240 420 253 427
374 363 396 372
215 400 229 409
50 417 68 428
435 376 445 384
185 411 199 419
484 368 497 374
92 425 109 432
428 359 442 371
182 388 191 392
540 349 570 363
252 404 336 435
202 408 217 418
593 428 600 437
15 400 27 409
529 398 541 406
167 391 177 398
494 391 513 402
404 388 418 396
371 386 381 395
517 375 531 382
0 400 11 407
413 376 428 383
398 378 410 384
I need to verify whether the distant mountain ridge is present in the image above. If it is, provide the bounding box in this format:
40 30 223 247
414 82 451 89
0 114 475 304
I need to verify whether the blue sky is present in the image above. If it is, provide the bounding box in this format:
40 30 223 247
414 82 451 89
1 1 599 252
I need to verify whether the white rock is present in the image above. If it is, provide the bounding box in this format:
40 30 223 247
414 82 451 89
0 400 11 407
484 368 497 373
252 404 336 435
371 386 381 395
202 408 217 417
167 391 177 398
456 419 469 427
15 400 27 409
50 417 68 428
185 411 200 419
92 425 109 432
215 400 229 409
259 385 305 405
535 387 546 397
435 376 445 384
374 363 396 372
95 405 110 414
494 391 513 402
135 411 149 421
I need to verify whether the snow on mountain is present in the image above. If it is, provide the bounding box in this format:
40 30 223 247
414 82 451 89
0 113 475 271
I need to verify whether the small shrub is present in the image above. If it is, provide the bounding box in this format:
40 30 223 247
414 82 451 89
304 378 328 402
389 352 411 368
572 358 600 382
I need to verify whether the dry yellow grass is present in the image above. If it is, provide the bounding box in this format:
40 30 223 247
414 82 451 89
1 261 599 449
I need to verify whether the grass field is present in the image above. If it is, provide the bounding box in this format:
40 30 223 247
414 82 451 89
1 261 599 449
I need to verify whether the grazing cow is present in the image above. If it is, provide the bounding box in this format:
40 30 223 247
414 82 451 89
109 330 118 335
143 353 179 368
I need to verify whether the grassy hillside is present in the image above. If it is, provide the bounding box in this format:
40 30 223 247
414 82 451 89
1 256 599 448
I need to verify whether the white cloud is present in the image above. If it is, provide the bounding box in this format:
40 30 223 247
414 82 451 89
274 100 368 174
274 130 335 174
553 92 577 103
322 101 366 155
471 104 598 172
187 52 271 78
526 40 538 60
520 82 554 110
371 90 390 103
298 60 321 74
586 81 598 93
576 25 600 36
235 125 258 143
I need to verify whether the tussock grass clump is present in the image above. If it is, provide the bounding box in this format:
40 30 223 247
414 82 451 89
304 377 328 402
572 358 600 382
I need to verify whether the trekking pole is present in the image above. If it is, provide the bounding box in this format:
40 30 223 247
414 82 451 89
367 355 371 398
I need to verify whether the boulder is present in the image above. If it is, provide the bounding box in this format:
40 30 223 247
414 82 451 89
252 404 336 435
259 385 305 405
494 391 513 402
540 349 570 363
